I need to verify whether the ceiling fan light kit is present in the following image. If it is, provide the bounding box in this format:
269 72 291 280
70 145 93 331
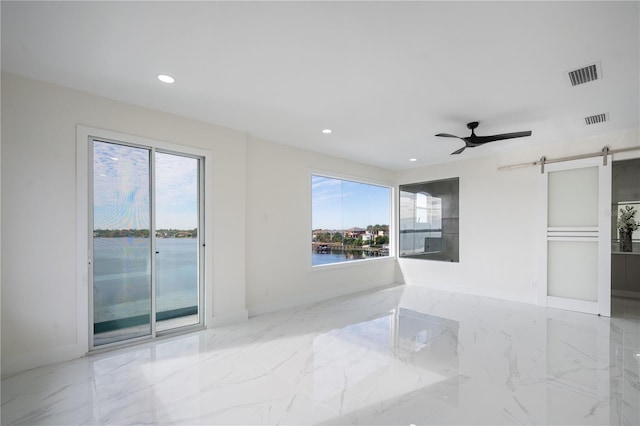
436 121 533 155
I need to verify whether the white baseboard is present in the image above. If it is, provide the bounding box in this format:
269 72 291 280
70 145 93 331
248 280 397 317
209 309 249 327
405 279 537 306
2 343 86 379
3 309 249 377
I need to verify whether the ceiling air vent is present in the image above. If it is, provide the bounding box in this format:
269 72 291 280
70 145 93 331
585 113 608 126
566 62 602 86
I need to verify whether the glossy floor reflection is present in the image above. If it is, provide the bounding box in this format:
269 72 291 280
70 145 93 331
2 286 639 425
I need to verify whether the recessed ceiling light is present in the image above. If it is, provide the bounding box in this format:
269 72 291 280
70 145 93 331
157 74 175 84
409 158 417 162
110 157 119 161
322 129 332 134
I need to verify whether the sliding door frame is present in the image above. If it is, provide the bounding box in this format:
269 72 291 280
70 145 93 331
77 126 212 353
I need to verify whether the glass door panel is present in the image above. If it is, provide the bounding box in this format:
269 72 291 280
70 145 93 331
548 166 599 227
547 166 599 303
547 240 598 301
92 141 152 346
155 152 201 332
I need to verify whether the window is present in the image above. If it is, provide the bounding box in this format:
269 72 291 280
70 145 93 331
311 174 391 266
416 192 442 238
399 177 459 262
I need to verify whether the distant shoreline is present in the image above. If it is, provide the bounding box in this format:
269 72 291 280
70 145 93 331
93 229 197 238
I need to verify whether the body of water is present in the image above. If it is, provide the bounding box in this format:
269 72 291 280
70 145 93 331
94 239 386 323
93 237 198 323
312 248 385 266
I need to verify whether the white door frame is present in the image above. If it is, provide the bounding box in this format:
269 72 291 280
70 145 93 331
77 125 213 353
538 156 611 316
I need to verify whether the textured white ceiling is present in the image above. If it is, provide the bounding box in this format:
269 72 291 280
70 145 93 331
2 1 639 170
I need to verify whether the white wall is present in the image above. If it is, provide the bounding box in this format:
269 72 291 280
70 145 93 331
2 71 637 376
397 129 640 304
1 73 248 375
0 73 399 376
245 136 397 315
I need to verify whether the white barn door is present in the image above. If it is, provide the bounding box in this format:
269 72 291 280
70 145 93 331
540 157 611 316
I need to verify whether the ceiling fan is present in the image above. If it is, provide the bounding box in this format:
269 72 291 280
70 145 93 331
436 121 532 155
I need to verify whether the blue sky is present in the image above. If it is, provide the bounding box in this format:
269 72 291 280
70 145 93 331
93 143 389 232
155 152 198 229
93 142 198 230
312 175 390 230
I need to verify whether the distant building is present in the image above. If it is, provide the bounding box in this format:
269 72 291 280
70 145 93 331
344 227 367 238
312 229 331 240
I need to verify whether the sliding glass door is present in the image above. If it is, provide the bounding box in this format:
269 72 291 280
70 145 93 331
91 139 203 348
154 152 201 332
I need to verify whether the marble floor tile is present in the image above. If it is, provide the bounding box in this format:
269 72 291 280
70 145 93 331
2 286 639 425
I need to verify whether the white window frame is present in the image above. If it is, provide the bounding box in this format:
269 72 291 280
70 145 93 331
309 169 395 270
